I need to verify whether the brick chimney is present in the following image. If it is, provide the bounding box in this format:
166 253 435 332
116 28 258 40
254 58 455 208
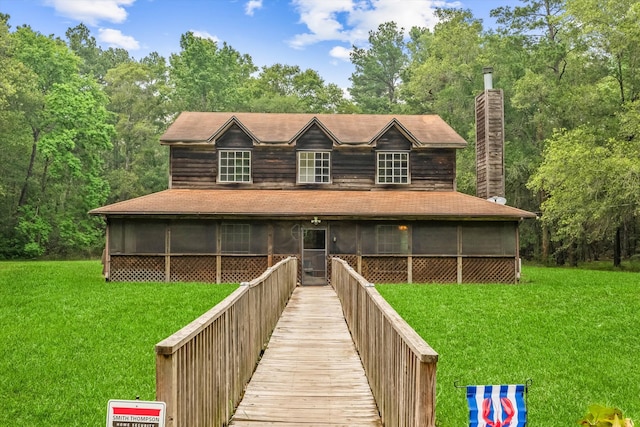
475 67 505 201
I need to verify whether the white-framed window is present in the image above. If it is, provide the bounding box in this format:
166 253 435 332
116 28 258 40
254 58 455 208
219 150 251 182
376 224 409 254
377 152 409 184
298 151 331 184
221 223 251 254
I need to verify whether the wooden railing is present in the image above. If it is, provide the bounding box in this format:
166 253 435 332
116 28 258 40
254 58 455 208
332 258 439 427
155 257 297 427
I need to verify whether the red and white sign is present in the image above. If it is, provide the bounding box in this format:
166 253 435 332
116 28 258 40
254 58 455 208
106 400 166 427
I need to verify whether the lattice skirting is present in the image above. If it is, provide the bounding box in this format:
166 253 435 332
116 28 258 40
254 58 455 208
221 256 268 284
362 257 408 283
170 256 217 283
335 255 358 270
110 255 165 282
412 257 458 283
462 258 516 283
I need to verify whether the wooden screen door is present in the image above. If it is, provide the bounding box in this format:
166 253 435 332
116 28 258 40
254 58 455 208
301 228 327 285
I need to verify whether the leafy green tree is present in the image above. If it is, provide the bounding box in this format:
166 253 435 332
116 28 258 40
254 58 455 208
5 24 113 257
402 9 485 195
528 121 640 266
169 32 256 111
66 24 132 83
11 25 80 210
567 0 640 105
520 0 640 264
349 22 408 113
248 64 348 113
104 59 170 202
0 15 41 256
403 9 483 123
32 76 114 255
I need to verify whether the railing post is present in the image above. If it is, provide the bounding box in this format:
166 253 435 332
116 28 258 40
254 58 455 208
415 359 437 427
156 352 177 427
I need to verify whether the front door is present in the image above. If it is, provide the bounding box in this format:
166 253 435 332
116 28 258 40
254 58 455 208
301 228 327 285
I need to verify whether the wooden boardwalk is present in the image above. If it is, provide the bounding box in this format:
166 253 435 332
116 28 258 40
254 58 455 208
229 286 382 426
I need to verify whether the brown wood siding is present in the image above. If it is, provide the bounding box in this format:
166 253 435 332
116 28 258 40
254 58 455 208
216 123 253 148
171 146 217 189
296 124 333 150
411 149 456 190
253 147 297 186
376 126 412 151
170 145 455 190
332 149 376 189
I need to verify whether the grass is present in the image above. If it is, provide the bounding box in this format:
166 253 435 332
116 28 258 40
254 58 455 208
377 266 640 426
0 261 236 426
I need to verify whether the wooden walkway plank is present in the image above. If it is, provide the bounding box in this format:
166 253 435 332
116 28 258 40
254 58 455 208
229 286 382 426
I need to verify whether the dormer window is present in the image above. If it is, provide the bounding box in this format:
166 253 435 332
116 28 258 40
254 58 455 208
377 152 409 184
219 150 251 182
298 151 331 184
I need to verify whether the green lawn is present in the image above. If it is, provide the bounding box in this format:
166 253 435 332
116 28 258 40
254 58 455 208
377 266 640 426
3 261 638 426
0 261 236 426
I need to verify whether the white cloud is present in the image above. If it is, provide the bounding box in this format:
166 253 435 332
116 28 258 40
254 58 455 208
190 30 220 43
98 28 140 50
45 0 135 26
329 45 351 61
289 0 353 49
245 0 263 16
289 0 461 49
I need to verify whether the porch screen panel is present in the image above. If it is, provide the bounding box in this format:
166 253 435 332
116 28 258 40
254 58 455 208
412 223 457 255
221 223 268 254
109 219 125 254
221 224 250 254
171 221 216 253
122 220 166 254
360 224 376 254
273 222 300 254
360 223 409 254
461 223 516 256
330 223 357 254
250 223 268 254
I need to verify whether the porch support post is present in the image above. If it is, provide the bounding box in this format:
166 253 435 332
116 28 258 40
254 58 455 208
457 225 462 284
267 224 273 267
104 218 111 280
407 225 413 283
165 224 170 283
515 221 521 283
356 223 362 275
216 222 222 284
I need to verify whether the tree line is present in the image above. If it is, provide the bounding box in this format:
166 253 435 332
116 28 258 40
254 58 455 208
1 0 638 266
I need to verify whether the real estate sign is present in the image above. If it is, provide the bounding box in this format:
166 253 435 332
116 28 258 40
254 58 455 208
106 400 166 427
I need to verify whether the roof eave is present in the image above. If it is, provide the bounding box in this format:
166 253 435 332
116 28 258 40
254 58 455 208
89 210 532 221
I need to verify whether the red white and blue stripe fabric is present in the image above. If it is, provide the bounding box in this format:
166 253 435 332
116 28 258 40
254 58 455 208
466 384 527 427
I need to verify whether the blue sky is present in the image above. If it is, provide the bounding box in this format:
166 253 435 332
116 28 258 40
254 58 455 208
2 0 519 89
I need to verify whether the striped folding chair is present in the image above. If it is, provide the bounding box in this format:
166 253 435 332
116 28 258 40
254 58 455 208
456 380 531 427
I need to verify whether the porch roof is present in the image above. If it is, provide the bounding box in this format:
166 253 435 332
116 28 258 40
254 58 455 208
90 189 536 220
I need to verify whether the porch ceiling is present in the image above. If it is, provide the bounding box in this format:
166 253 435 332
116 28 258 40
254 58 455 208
90 189 536 220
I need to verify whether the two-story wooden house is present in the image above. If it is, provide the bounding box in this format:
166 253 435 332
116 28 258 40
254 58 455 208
91 107 535 284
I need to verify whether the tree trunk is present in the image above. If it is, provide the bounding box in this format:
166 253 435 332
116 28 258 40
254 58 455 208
542 223 550 264
18 129 39 208
613 226 622 267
